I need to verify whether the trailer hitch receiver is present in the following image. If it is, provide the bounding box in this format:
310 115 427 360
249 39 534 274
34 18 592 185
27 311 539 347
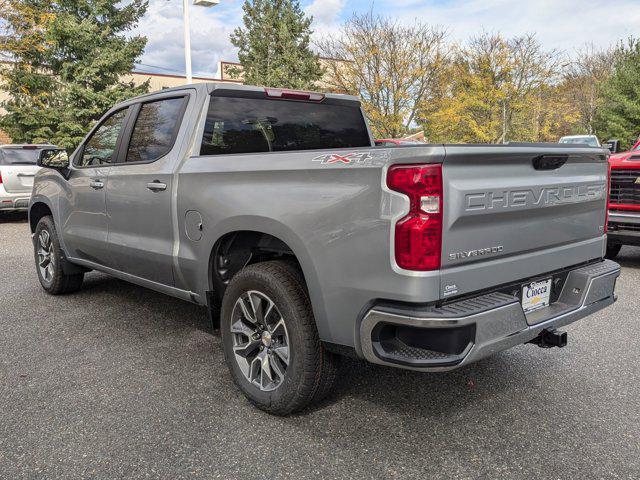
529 329 567 348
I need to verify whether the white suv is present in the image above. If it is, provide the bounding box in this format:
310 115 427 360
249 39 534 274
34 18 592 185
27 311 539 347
0 145 49 213
558 135 601 147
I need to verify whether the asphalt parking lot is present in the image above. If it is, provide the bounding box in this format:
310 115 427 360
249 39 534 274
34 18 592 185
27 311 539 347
1 212 639 479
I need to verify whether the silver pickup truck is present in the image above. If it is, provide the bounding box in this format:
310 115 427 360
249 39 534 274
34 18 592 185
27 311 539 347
29 83 620 415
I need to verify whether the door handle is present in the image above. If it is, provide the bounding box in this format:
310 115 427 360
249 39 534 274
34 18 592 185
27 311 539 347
147 181 167 192
89 179 104 189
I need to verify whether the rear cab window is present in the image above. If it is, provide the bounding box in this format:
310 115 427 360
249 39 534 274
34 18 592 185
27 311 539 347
126 96 187 163
200 93 371 155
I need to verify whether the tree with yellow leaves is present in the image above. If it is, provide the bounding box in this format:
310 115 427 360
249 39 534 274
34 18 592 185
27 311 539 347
0 0 54 55
421 33 562 144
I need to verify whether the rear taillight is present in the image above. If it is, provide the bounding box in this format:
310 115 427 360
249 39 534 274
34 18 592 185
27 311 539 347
0 171 3 184
386 164 443 271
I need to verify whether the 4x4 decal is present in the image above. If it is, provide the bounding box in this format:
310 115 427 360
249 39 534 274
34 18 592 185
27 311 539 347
312 151 389 166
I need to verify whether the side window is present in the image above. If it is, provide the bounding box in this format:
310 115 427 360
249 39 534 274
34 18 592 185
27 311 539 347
78 108 128 167
126 97 186 163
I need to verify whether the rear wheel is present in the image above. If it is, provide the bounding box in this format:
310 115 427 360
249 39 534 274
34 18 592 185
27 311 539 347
605 242 622 259
220 260 339 415
34 216 84 294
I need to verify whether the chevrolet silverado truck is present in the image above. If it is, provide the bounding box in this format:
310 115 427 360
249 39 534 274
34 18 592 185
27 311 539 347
29 83 620 415
606 138 640 258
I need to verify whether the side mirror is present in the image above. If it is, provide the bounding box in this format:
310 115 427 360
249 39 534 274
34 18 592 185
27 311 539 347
38 148 69 169
605 139 621 154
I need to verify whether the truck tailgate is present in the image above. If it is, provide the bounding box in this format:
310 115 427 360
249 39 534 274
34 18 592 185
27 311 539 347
439 145 608 299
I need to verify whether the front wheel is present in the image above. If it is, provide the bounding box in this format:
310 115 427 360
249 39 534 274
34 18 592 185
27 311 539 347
34 216 84 294
605 242 622 259
220 260 339 415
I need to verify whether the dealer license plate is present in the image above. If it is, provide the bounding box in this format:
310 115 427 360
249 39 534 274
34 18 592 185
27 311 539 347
521 278 552 314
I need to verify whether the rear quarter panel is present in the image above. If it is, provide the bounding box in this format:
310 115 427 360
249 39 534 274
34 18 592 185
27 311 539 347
176 146 445 347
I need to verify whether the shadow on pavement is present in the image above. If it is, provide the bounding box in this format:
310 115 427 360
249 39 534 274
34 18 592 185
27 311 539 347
310 350 542 417
77 272 213 335
0 211 29 223
612 245 640 268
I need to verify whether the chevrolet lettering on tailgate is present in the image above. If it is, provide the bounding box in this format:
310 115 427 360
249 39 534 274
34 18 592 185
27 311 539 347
465 184 606 211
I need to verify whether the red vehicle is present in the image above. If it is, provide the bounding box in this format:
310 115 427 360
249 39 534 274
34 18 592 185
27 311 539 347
606 138 640 258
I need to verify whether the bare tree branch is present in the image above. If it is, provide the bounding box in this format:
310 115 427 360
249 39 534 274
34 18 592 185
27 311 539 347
317 11 448 138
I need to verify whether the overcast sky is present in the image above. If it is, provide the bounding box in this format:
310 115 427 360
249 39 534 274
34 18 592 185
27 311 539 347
133 0 640 78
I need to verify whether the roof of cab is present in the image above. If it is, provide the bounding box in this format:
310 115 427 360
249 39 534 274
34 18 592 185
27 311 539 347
205 83 361 103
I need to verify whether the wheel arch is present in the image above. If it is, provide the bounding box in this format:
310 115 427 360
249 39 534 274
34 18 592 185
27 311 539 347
29 198 85 276
202 217 328 337
29 201 54 233
209 231 299 294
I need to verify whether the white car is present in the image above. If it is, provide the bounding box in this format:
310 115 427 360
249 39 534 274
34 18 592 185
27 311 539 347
0 145 50 213
558 135 601 148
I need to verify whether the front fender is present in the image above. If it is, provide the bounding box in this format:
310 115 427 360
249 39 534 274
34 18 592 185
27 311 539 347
29 170 68 251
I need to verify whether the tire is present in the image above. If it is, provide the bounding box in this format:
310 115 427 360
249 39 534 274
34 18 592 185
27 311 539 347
34 216 84 294
605 242 622 259
220 260 339 415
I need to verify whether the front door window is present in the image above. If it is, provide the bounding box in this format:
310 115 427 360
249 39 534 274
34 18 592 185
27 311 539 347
78 108 128 167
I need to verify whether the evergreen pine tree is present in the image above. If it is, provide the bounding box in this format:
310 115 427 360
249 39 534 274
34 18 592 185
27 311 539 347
595 38 640 149
0 0 149 150
230 0 323 90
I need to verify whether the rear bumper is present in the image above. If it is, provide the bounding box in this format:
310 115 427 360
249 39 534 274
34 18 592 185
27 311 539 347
608 211 640 245
359 259 620 371
0 185 31 211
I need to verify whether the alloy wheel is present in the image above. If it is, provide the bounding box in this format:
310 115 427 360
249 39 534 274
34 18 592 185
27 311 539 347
230 290 290 392
37 229 55 283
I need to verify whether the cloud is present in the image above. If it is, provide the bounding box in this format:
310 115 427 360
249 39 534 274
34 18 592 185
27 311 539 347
131 0 640 77
306 0 346 25
376 0 640 53
132 0 241 77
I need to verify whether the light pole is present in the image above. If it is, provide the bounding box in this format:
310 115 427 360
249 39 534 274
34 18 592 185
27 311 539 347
183 0 220 84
